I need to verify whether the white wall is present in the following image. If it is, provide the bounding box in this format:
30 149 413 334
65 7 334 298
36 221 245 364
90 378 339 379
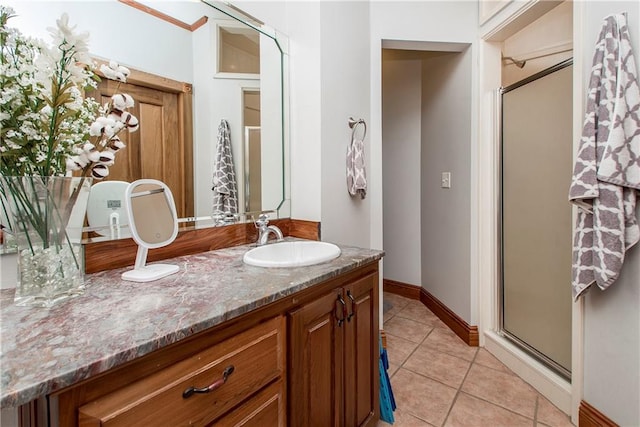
579 2 640 424
4 0 194 83
421 50 473 323
382 57 422 286
319 2 371 247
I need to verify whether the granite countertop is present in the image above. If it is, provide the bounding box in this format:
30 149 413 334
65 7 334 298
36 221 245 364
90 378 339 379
0 239 383 408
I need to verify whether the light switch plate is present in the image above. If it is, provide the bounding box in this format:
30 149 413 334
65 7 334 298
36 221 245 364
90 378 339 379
441 172 451 188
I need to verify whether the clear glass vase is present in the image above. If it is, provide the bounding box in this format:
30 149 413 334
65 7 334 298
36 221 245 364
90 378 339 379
0 176 92 307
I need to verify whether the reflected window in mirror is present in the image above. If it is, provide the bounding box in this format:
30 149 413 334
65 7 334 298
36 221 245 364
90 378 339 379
217 25 260 76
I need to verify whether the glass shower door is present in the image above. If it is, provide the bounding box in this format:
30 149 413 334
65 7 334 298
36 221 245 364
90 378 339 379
499 60 573 378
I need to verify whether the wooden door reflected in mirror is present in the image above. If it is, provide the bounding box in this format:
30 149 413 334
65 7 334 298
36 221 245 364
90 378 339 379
86 65 194 220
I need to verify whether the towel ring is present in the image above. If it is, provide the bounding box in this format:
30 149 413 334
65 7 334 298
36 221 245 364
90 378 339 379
348 117 367 141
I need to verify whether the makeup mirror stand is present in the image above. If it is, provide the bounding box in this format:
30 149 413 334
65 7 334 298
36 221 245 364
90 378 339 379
121 179 180 283
122 245 179 282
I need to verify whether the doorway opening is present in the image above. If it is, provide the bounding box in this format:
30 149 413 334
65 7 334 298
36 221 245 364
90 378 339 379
381 42 473 324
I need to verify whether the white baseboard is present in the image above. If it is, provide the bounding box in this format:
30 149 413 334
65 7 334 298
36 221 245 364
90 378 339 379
484 330 571 415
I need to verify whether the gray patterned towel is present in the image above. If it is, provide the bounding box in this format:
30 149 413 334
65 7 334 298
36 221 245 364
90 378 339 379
569 14 640 300
212 119 238 215
347 137 367 199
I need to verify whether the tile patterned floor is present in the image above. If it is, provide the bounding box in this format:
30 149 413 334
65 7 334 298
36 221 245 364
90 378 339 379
378 292 574 427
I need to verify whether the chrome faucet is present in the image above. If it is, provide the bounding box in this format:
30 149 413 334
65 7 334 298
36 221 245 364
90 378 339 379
255 214 284 246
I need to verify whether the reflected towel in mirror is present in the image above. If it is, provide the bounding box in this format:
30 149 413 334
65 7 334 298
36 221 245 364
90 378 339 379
212 119 238 215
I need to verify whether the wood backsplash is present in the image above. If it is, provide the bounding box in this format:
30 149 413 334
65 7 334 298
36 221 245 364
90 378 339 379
84 219 320 274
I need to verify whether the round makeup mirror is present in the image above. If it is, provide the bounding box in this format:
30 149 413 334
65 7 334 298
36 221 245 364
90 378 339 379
122 179 179 282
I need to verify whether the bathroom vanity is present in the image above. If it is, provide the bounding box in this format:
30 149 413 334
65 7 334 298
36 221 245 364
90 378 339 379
0 240 383 426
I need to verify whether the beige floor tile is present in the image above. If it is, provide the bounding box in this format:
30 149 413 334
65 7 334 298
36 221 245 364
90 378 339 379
391 368 457 426
383 292 412 313
461 364 538 419
396 300 440 325
474 348 513 374
404 345 472 388
377 408 436 427
387 361 400 377
445 392 534 427
385 333 420 366
383 292 571 427
423 327 478 361
383 308 397 323
537 396 574 427
384 316 433 344
432 318 451 331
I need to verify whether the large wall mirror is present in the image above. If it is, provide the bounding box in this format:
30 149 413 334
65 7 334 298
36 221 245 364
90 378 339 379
2 0 290 245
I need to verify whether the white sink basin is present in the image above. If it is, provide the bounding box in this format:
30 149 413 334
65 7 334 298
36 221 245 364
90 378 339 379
243 241 341 267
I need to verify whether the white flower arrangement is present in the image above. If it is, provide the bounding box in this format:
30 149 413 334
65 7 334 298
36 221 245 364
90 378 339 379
0 6 140 256
0 6 139 180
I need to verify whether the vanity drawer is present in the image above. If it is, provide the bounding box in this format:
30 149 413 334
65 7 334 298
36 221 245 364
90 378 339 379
211 380 285 426
78 316 285 427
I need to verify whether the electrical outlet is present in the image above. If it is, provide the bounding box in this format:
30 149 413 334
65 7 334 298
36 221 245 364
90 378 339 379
441 172 451 188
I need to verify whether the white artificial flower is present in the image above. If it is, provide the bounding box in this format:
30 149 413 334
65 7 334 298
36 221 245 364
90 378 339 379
99 63 117 81
100 60 130 83
36 151 47 163
88 150 101 163
107 137 126 152
47 13 90 60
90 163 109 179
97 150 115 166
66 157 82 171
111 93 134 110
89 121 104 137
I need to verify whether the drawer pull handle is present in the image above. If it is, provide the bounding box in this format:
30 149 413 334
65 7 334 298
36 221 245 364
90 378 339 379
336 294 347 326
346 291 355 322
182 365 235 399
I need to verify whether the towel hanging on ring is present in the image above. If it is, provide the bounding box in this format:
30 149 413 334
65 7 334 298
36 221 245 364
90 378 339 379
347 118 367 199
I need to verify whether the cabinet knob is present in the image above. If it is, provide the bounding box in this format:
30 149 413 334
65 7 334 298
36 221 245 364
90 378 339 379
346 291 356 322
182 365 235 399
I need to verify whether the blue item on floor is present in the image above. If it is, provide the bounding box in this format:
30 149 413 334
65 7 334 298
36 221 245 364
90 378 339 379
379 334 396 423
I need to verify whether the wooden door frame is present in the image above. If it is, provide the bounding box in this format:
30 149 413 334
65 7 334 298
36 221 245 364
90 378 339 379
93 59 194 217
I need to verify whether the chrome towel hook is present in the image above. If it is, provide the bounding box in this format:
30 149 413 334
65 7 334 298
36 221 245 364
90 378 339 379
348 117 367 141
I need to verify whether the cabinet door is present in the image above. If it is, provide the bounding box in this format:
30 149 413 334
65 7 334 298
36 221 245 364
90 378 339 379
344 273 379 427
288 288 345 427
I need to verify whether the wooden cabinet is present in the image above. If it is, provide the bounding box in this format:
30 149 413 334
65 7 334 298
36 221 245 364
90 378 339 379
288 270 379 427
50 262 379 427
66 316 286 427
